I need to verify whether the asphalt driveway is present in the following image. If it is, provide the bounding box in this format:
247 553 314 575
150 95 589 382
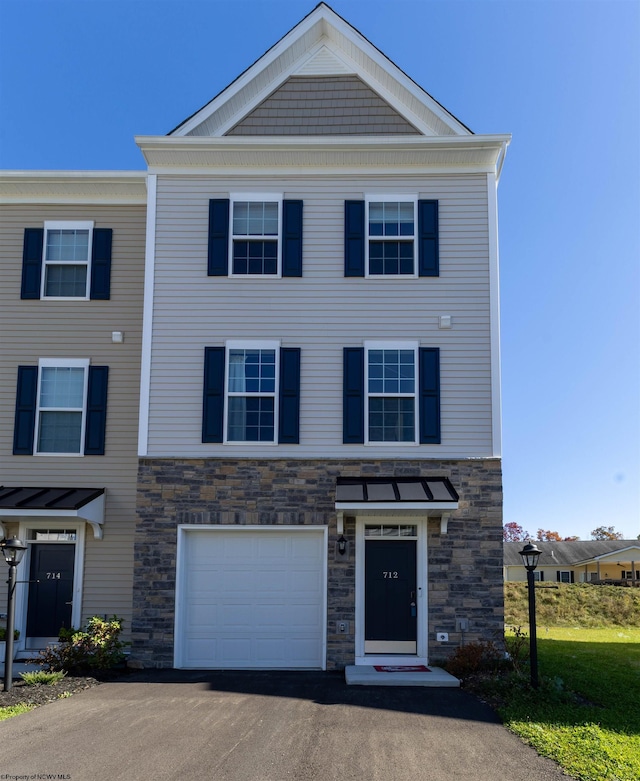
0 670 571 781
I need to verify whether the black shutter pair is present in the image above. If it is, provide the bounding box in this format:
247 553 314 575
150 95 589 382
342 347 440 444
344 200 439 277
21 228 112 299
202 347 301 444
13 366 109 455
208 200 303 277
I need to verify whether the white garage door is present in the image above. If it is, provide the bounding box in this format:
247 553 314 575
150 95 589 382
176 528 326 669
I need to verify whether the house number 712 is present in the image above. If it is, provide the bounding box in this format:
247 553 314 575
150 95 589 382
383 571 399 579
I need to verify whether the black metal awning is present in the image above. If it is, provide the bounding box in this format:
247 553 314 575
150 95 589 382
0 487 106 539
336 476 458 504
335 477 458 532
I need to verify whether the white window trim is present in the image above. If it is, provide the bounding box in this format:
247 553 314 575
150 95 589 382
365 196 418 279
14 518 86 651
223 339 281 445
364 340 419 446
558 570 572 583
229 194 283 278
34 358 90 457
41 220 94 300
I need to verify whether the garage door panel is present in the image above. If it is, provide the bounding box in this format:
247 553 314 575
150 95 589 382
178 529 325 669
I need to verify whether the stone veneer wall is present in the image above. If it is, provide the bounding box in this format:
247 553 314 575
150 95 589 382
132 458 503 670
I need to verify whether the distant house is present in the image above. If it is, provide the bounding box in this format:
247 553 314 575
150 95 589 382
504 541 640 585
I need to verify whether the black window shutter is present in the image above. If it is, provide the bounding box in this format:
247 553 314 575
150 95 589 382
282 201 303 277
208 199 230 276
84 366 109 455
90 228 113 300
418 200 439 277
556 571 561 582
202 347 225 442
419 347 441 444
13 366 38 455
540 571 544 582
344 201 365 277
21 228 44 299
278 348 301 443
343 347 364 443
570 571 575 583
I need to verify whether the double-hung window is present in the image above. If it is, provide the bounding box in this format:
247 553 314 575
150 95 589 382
226 342 279 442
367 199 417 276
231 197 281 276
366 342 418 443
344 198 438 278
13 360 109 456
42 222 93 298
35 359 89 454
21 221 112 300
208 197 302 277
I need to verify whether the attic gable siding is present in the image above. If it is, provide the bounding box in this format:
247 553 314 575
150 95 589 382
226 76 420 136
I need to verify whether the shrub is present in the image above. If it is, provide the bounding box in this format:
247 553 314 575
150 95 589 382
20 670 67 686
36 616 127 674
504 625 530 672
0 627 20 641
444 640 502 679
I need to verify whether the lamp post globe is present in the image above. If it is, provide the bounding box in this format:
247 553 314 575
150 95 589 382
1 537 27 692
518 540 541 689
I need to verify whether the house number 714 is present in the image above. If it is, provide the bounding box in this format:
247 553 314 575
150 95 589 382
383 571 399 579
46 572 62 579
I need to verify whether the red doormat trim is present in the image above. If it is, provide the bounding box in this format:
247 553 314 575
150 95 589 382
374 665 431 672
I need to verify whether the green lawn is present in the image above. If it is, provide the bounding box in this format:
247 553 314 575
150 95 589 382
499 627 640 781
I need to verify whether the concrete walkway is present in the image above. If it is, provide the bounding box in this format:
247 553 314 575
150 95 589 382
0 670 572 781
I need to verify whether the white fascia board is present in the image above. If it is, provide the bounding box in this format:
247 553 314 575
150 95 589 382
137 174 157 457
0 170 147 204
135 134 512 173
335 502 458 512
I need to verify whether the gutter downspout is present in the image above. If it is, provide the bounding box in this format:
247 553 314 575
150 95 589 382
496 140 508 185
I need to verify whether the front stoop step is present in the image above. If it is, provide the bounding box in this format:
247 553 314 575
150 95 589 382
345 665 460 687
0 661 42 678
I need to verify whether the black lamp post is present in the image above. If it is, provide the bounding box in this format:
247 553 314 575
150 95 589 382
519 541 542 688
1 537 27 692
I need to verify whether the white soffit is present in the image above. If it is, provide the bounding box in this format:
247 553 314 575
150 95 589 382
0 171 147 204
135 134 510 172
170 4 471 139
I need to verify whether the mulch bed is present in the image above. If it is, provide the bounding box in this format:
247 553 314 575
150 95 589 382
0 676 100 708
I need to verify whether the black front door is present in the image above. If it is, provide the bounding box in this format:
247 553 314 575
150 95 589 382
365 539 417 653
26 544 75 639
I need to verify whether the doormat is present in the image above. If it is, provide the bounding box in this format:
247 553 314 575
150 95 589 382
374 665 431 673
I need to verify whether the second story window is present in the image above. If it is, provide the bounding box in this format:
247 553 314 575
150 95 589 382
36 360 89 454
231 198 281 276
367 200 416 276
226 345 278 441
43 222 93 298
367 344 417 443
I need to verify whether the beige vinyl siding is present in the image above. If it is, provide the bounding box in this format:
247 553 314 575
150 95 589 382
0 204 145 633
226 76 420 136
147 174 493 458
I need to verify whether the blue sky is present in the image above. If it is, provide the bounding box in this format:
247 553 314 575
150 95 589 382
1 0 638 540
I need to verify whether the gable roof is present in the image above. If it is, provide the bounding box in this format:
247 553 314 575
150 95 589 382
169 3 472 138
503 540 640 567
